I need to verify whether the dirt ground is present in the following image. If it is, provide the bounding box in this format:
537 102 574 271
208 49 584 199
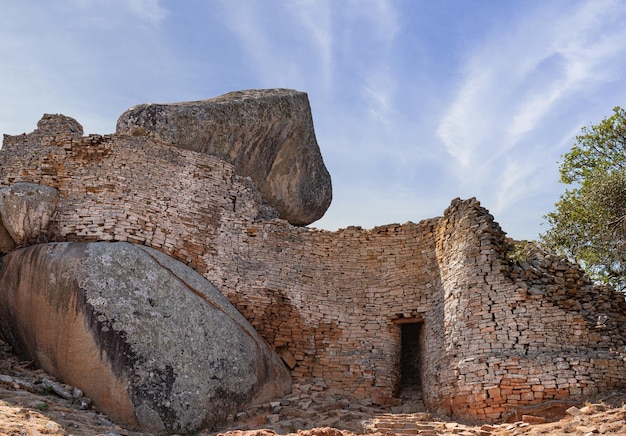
0 339 625 436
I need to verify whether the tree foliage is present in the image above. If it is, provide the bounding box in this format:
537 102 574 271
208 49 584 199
541 106 626 291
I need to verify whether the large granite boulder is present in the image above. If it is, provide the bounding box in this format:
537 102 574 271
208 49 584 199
0 242 291 434
0 182 59 246
116 89 332 226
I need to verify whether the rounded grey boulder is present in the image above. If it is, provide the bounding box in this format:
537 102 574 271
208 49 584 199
0 182 59 246
0 242 291 434
116 89 332 226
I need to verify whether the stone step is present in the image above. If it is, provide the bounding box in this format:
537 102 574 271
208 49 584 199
364 412 490 436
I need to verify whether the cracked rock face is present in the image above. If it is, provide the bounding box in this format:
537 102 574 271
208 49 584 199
116 89 332 226
0 242 291 434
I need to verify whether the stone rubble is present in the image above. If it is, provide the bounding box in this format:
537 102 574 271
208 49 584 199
210 380 626 436
1 338 626 435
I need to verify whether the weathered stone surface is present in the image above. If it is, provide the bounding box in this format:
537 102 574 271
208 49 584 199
0 183 59 245
115 88 332 226
0 218 15 253
0 242 291 434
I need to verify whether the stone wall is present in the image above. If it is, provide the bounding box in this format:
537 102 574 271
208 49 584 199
433 199 626 420
1 114 625 422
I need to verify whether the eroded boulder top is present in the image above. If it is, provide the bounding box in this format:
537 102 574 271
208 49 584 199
115 89 332 226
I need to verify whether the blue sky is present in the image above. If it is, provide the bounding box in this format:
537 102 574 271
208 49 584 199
2 0 626 240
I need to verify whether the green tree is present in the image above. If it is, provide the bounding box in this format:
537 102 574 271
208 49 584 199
541 106 626 291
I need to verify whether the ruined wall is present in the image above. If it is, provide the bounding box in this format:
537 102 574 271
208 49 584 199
1 115 625 422
434 199 626 420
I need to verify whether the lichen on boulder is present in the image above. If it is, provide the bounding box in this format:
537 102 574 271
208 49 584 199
0 241 291 434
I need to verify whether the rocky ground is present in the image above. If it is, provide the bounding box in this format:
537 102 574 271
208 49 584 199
0 340 625 436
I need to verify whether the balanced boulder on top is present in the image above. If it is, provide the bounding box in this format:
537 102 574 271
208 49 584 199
115 88 332 226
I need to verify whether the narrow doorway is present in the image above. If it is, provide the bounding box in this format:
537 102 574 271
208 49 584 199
399 321 424 399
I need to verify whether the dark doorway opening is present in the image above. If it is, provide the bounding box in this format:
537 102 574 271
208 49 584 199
399 321 424 399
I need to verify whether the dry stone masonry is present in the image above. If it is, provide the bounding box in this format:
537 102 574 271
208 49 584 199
1 90 625 425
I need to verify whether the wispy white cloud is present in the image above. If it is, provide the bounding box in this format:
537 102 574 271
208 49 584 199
507 2 626 146
438 0 626 168
436 69 494 167
330 0 401 126
495 157 540 213
287 0 334 88
350 0 399 44
217 1 271 82
362 68 396 123
435 0 626 217
508 83 564 147
219 0 336 89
